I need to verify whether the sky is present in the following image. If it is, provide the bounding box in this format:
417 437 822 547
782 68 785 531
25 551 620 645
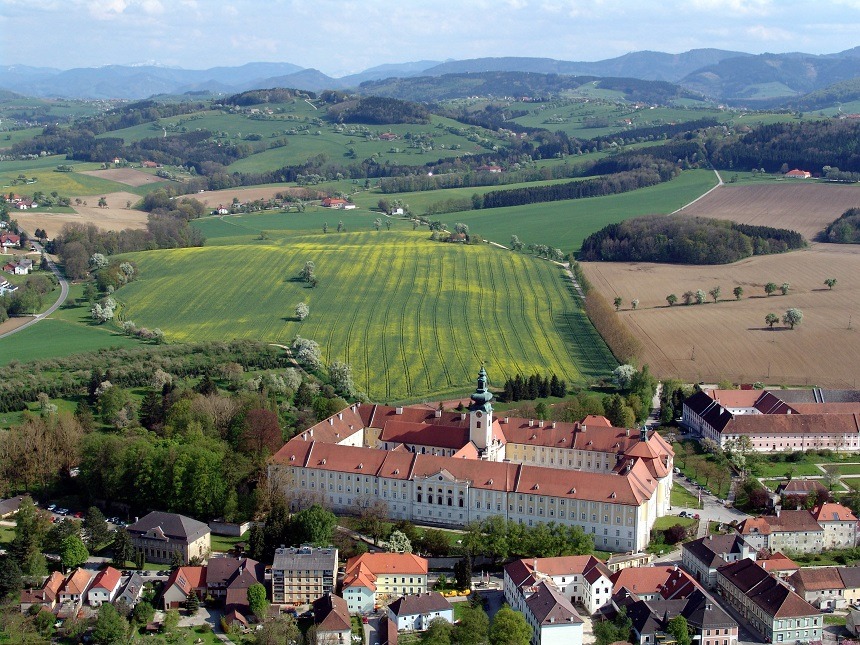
3 0 860 76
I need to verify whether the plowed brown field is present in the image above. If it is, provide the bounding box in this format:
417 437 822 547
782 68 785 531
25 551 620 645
78 168 162 187
582 244 860 388
678 182 860 241
15 192 148 238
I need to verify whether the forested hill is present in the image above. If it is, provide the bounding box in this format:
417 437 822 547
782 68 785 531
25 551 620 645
356 71 705 104
580 215 805 264
709 120 860 174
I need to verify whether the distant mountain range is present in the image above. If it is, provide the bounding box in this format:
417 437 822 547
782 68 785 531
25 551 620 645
2 47 860 105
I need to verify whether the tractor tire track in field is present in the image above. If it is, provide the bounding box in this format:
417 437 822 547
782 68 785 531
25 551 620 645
410 254 433 393
520 259 568 376
487 254 527 378
398 252 424 396
447 253 470 384
384 246 411 398
508 253 544 359
363 253 394 401
342 252 380 396
432 256 453 388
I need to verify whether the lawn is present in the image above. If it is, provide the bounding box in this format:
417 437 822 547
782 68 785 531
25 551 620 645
653 516 697 531
211 531 250 553
116 232 617 401
823 464 860 476
751 452 854 479
0 526 15 544
670 486 702 510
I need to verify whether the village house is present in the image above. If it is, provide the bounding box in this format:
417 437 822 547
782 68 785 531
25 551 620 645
206 556 265 614
342 553 428 613
162 566 206 610
116 572 145 607
126 511 211 564
611 566 701 601
314 593 353 644
620 588 738 645
811 503 859 548
19 572 65 614
504 555 614 615
58 568 93 613
716 558 822 643
682 534 757 589
387 592 453 632
0 233 20 249
520 581 584 645
269 368 675 555
322 197 349 208
784 169 812 178
87 566 123 607
736 510 825 554
271 546 338 606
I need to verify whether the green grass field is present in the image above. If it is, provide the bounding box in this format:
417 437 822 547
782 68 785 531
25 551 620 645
0 164 130 196
116 232 616 401
670 486 702 510
824 464 860 476
653 515 697 531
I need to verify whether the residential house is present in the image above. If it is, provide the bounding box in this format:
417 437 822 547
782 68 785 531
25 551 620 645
387 592 453 632
379 133 398 141
811 503 859 548
0 234 20 249
787 568 847 610
11 258 33 275
162 566 206 610
0 275 16 296
838 567 860 605
116 572 145 607
504 555 613 615
342 553 428 613
314 594 353 645
682 534 757 589
127 511 211 564
622 589 738 645
715 558 822 643
610 566 700 601
0 495 26 519
757 553 800 579
271 546 338 606
784 169 812 178
736 510 824 553
521 581 584 645
206 556 265 614
19 572 64 613
87 566 123 607
322 198 348 208
58 568 93 611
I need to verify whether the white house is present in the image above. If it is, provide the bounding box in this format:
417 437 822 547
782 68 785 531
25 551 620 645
387 592 453 631
87 567 122 607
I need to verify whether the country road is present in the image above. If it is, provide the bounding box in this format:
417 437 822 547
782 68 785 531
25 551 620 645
0 242 69 340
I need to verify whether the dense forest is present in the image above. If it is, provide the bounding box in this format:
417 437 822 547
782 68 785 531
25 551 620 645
709 120 860 173
326 96 431 124
580 215 805 264
822 207 860 243
221 87 314 106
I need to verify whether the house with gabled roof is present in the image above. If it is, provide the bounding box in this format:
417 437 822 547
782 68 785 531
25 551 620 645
504 555 613 615
736 510 824 553
20 571 65 614
610 566 701 602
343 553 428 613
87 566 123 606
116 571 145 607
788 567 847 610
622 588 738 645
522 581 583 645
388 592 452 632
162 566 207 609
716 558 822 643
58 568 93 613
682 534 757 589
314 593 353 643
811 503 859 548
127 511 210 564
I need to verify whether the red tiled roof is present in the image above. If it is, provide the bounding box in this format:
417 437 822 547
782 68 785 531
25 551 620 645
788 568 844 592
811 503 857 523
758 552 799 573
724 413 860 436
345 553 428 577
704 389 762 408
380 420 469 449
611 566 700 599
61 569 93 596
164 566 206 595
792 403 860 415
90 566 122 592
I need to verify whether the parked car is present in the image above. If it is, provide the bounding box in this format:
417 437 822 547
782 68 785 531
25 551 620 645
362 616 369 624
73 511 83 518
56 508 68 516
693 514 700 520
47 504 56 511
679 511 688 518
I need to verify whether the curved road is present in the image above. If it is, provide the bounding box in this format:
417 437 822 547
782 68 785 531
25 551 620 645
0 242 69 340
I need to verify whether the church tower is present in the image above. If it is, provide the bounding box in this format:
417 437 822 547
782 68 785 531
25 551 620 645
469 366 494 451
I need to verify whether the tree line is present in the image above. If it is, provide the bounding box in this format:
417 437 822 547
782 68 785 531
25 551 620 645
580 215 804 264
500 373 567 402
822 207 860 243
326 96 431 124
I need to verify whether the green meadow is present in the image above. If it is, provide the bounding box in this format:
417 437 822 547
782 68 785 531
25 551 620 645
116 232 616 401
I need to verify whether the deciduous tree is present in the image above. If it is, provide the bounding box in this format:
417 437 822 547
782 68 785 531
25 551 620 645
825 278 837 290
666 293 677 306
783 308 803 329
489 605 531 645
733 286 743 300
765 282 777 296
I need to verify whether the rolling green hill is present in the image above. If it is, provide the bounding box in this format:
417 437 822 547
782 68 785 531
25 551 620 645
116 232 616 401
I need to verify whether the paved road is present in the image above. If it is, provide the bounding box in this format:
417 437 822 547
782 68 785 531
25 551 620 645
0 241 69 340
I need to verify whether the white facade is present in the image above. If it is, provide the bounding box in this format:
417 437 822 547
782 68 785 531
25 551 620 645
389 606 453 631
343 585 375 614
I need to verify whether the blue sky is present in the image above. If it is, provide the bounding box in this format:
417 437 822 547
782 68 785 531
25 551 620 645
3 0 860 76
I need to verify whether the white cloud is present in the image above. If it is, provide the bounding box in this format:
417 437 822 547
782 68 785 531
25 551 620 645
140 0 164 15
744 24 793 42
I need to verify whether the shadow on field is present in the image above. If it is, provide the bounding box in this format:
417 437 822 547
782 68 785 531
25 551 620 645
747 327 792 332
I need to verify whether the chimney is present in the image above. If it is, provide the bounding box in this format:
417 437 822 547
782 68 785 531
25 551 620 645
539 420 544 428
460 412 467 421
504 417 509 424
338 412 343 420
625 428 630 437
533 558 538 573
396 407 403 415
435 409 442 418
529 419 534 427
552 422 557 428
309 428 314 437
787 409 792 415
302 433 307 441
328 418 333 425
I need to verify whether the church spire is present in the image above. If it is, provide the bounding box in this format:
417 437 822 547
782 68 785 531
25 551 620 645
470 365 493 412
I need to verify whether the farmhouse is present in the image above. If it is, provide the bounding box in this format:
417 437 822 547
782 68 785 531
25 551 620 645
682 388 860 451
784 169 812 178
322 197 349 208
269 368 675 553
